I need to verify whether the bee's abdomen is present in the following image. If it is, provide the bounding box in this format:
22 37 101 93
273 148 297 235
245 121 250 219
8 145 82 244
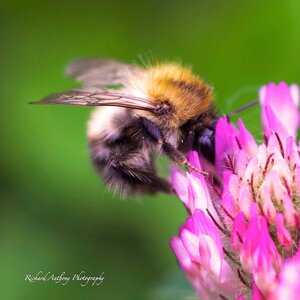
88 121 171 197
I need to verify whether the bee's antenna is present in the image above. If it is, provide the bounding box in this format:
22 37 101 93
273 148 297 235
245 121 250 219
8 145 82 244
227 99 259 119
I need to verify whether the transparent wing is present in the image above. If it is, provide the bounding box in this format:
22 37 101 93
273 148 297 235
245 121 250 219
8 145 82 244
31 89 157 112
65 58 142 88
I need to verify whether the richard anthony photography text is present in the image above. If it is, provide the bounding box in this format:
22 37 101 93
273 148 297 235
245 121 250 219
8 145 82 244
25 271 105 286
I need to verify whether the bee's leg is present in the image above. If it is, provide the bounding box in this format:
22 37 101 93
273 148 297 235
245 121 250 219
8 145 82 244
139 117 208 177
161 142 208 177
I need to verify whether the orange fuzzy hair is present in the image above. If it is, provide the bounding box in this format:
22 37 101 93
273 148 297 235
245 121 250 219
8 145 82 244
145 63 214 126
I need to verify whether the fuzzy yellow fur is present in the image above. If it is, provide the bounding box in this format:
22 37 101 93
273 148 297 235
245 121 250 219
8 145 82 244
145 63 213 126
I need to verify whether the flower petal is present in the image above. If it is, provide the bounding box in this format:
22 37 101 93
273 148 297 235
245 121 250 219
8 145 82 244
215 117 239 174
252 279 264 300
180 229 200 262
230 212 247 252
260 82 300 140
237 119 258 158
170 237 194 273
268 253 300 300
193 209 223 255
171 167 189 207
276 213 293 250
198 234 222 277
238 184 252 219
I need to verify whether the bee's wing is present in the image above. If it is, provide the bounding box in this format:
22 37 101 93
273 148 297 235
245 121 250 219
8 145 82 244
31 89 157 113
65 58 142 88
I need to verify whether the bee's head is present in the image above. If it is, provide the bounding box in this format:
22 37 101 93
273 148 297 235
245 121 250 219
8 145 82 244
179 113 217 163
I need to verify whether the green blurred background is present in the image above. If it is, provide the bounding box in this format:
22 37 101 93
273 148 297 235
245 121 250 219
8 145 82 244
0 0 299 299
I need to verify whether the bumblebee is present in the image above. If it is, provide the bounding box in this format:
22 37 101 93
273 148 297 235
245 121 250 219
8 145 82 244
33 58 221 196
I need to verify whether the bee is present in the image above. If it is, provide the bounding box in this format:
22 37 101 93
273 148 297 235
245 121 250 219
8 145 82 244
32 58 255 196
